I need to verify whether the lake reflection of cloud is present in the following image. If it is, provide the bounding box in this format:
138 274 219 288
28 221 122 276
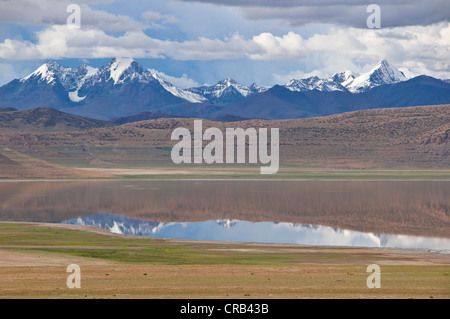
62 214 450 251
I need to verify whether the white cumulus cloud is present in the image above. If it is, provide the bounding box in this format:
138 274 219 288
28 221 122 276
0 21 449 80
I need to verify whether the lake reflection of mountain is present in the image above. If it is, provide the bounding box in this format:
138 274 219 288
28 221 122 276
62 213 450 251
2 180 450 238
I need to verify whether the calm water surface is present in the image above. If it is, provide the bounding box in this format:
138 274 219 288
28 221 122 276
1 180 449 250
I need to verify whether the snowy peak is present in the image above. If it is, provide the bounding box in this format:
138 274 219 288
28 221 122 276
79 65 99 79
212 77 252 97
369 59 407 83
21 61 99 91
186 77 267 104
100 57 154 85
285 60 412 94
285 76 346 92
107 57 134 84
219 77 233 84
22 61 62 84
249 83 268 93
345 60 407 93
217 77 239 87
332 71 355 85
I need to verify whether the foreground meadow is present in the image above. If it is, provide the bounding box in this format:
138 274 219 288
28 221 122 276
0 222 448 299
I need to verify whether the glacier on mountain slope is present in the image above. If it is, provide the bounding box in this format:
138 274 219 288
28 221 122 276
67 65 98 102
108 57 135 84
150 70 207 103
68 91 86 102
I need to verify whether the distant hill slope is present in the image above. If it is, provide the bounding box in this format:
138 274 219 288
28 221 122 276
0 107 17 113
0 104 448 169
0 107 111 133
109 111 251 125
208 114 252 122
0 147 109 178
109 111 190 125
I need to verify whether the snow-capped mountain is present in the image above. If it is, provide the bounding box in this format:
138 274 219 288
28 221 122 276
21 60 98 95
16 58 207 106
0 58 448 120
77 58 209 103
187 78 268 105
345 60 411 93
0 58 208 119
105 57 142 84
249 83 267 94
0 58 422 105
332 70 355 87
150 70 207 103
284 60 413 93
21 61 60 84
285 76 346 92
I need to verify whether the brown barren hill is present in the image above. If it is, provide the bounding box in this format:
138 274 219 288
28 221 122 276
0 107 111 133
0 147 109 178
0 104 449 169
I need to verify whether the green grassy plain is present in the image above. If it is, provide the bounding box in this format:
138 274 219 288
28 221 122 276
0 222 449 299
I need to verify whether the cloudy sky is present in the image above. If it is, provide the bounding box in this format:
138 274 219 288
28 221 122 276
0 0 449 87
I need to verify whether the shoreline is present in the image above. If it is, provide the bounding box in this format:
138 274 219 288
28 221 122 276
2 178 450 182
2 166 450 181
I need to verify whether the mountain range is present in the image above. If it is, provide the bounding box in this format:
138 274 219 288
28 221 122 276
0 58 449 120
